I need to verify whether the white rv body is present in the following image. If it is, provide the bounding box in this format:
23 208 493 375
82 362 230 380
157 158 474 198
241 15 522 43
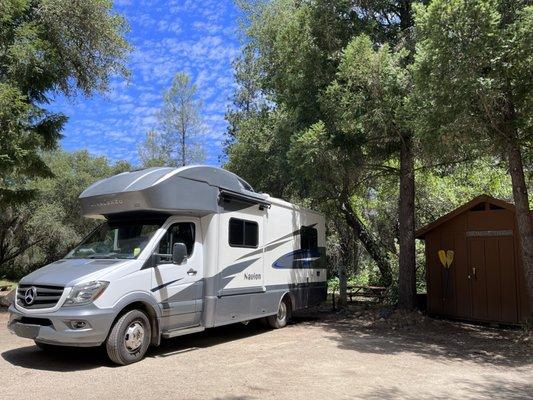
8 166 326 361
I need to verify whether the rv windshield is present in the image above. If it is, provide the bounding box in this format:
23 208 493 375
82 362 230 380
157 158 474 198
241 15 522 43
65 220 162 260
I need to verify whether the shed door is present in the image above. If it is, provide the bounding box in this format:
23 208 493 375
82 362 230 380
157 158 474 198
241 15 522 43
467 235 518 323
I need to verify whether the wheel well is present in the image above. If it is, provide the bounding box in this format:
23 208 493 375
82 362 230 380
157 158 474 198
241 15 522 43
113 301 160 346
282 292 294 315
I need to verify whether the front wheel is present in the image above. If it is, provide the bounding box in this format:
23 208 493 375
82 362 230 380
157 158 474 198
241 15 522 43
267 297 291 329
106 309 151 365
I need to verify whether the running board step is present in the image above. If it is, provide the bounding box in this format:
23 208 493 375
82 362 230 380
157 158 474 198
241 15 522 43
162 325 205 339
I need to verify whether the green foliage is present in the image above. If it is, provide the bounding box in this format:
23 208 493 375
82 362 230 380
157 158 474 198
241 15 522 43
324 34 410 149
0 81 64 204
1 0 130 98
227 1 410 290
229 4 410 197
415 159 514 225
0 0 130 205
0 279 16 290
413 1 533 308
0 150 131 279
225 106 296 197
291 32 412 200
226 0 531 304
414 0 532 156
288 121 343 201
227 0 398 196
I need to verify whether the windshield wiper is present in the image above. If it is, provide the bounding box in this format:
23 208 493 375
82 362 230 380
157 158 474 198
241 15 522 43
85 253 119 259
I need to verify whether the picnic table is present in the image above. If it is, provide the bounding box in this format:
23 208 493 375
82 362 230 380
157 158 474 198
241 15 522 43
346 285 387 302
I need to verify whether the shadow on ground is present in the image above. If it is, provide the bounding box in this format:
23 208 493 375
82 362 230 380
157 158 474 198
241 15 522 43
149 321 268 359
362 377 533 400
211 397 255 400
1 321 270 372
295 304 532 368
1 344 109 372
2 304 531 375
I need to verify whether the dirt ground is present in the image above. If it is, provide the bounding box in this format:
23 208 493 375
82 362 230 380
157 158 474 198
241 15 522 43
0 304 531 400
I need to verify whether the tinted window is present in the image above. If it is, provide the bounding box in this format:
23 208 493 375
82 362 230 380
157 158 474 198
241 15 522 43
244 221 258 246
300 226 318 251
229 219 244 246
229 218 258 248
158 222 196 259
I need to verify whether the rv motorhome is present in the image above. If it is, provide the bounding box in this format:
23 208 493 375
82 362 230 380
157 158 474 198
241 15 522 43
8 166 327 364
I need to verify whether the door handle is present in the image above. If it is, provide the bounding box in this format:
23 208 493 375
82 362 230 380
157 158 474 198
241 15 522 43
187 268 197 276
472 267 477 280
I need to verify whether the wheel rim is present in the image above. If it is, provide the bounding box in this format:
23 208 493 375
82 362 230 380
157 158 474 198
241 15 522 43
124 321 145 352
277 301 287 321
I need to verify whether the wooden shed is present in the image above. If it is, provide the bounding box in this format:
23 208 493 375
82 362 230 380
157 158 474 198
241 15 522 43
416 195 530 324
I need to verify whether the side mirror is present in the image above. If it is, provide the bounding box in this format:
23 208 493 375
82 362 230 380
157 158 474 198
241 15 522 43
172 242 187 265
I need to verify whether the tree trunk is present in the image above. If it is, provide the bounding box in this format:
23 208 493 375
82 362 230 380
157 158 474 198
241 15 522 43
398 133 416 309
507 140 533 317
181 132 186 166
338 264 348 308
342 202 393 287
334 218 353 308
338 220 354 308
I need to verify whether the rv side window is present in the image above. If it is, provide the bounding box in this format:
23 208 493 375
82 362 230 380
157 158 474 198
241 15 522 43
229 218 258 248
300 226 318 251
159 222 196 258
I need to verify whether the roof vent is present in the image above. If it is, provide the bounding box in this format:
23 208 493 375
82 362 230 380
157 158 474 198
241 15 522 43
470 203 486 211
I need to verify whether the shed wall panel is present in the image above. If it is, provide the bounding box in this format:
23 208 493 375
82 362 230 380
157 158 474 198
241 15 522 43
441 232 456 316
499 236 518 323
485 237 502 322
469 238 488 321
467 210 514 231
426 231 443 315
454 232 471 319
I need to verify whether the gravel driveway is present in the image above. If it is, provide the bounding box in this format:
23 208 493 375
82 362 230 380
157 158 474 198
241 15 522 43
1 308 531 400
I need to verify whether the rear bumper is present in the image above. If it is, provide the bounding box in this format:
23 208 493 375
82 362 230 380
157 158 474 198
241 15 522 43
7 304 116 347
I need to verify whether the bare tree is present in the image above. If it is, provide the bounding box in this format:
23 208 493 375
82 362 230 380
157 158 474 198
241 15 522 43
138 130 172 168
159 72 205 166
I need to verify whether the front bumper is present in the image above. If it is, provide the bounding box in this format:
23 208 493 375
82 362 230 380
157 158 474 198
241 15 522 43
7 304 116 347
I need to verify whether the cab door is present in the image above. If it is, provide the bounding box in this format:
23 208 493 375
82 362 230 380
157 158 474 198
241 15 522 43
151 218 203 330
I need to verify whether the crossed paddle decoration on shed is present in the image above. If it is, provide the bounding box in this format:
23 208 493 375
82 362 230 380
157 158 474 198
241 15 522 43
438 250 454 302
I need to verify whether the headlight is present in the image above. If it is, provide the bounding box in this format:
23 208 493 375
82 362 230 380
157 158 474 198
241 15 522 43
64 281 109 306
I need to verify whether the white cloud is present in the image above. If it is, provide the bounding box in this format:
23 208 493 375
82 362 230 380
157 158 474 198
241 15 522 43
57 0 241 166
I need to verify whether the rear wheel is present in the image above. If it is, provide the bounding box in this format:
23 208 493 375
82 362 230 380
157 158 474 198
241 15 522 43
267 297 291 329
106 309 151 365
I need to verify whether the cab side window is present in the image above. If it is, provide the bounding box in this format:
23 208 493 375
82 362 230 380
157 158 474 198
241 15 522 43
158 222 196 258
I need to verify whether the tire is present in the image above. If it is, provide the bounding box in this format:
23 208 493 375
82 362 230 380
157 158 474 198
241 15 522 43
267 297 291 329
106 309 151 365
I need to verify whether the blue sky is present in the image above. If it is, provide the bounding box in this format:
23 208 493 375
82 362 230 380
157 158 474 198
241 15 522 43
50 0 241 166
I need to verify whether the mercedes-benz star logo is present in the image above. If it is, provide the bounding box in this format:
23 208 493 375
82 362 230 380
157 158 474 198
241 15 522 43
24 286 37 305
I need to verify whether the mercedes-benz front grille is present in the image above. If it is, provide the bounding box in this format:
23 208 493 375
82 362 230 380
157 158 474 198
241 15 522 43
17 284 64 309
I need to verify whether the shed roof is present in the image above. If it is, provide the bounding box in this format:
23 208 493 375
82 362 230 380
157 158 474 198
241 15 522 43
415 195 516 239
